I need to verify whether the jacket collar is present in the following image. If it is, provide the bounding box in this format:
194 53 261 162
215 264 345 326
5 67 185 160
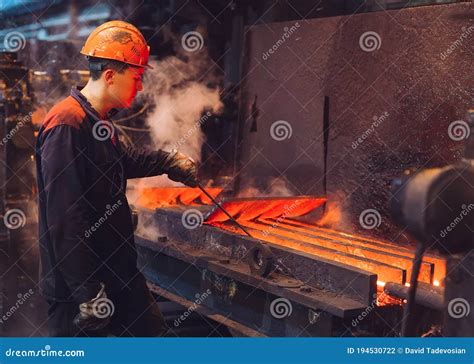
70 86 120 121
70 86 103 122
70 86 120 148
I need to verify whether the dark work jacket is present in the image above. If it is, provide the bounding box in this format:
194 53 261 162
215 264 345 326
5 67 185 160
36 87 171 303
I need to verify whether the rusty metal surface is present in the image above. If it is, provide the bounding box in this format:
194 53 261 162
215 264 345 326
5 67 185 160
238 2 473 243
137 207 377 306
147 282 267 337
136 234 370 317
136 188 446 302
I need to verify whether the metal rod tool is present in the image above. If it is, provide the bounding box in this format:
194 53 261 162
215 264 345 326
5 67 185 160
197 183 253 238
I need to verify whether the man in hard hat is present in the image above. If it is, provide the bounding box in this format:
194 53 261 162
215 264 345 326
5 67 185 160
35 20 197 337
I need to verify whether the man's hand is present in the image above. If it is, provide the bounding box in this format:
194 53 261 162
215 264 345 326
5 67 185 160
165 149 198 187
73 283 113 332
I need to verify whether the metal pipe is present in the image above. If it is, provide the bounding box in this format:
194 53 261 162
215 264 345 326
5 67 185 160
384 282 444 311
400 242 425 336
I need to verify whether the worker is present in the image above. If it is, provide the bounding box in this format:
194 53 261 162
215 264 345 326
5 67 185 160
35 20 198 337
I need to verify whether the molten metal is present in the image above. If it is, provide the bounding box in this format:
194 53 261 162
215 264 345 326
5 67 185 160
135 189 445 290
205 196 326 223
204 196 445 287
137 187 223 209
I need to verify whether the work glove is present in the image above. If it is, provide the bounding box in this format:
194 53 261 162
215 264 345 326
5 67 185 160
165 149 198 187
73 283 114 332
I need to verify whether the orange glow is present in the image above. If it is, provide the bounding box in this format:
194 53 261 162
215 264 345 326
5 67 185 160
271 218 445 285
32 106 47 125
214 221 406 283
205 197 326 223
135 189 446 291
316 201 342 227
137 187 222 209
211 213 446 287
376 290 401 306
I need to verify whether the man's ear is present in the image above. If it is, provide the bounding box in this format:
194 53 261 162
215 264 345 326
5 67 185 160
103 69 115 85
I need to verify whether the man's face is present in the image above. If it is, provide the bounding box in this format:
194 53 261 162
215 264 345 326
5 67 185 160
109 66 145 108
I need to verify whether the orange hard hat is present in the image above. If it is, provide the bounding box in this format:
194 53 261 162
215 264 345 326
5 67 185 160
80 20 152 68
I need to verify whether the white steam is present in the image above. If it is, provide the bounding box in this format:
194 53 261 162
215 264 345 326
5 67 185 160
146 80 222 160
134 47 223 188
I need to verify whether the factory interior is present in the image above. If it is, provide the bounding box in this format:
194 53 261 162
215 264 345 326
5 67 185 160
0 0 472 338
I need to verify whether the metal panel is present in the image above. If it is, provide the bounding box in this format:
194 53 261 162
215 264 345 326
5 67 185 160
237 2 473 243
138 207 377 306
